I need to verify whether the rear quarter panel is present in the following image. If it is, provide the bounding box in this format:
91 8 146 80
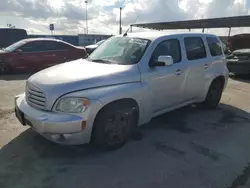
69 47 87 61
201 56 229 101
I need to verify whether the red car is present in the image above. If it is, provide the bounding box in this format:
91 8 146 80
0 38 87 74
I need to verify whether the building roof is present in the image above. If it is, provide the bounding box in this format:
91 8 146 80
118 31 218 41
131 15 250 30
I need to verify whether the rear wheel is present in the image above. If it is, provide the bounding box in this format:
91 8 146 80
92 102 138 151
201 79 224 109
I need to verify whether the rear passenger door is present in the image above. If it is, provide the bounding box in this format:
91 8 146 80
54 41 70 62
184 37 210 100
43 41 67 68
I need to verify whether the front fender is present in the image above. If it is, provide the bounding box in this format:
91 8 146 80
61 82 151 125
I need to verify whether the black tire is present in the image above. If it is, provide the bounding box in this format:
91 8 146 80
201 79 224 109
92 102 138 151
0 63 10 75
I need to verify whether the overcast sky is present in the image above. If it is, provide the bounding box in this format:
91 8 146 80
0 0 249 35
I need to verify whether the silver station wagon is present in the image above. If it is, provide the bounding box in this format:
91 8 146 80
15 32 229 150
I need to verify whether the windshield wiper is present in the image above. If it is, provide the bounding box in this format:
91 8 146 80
89 58 113 64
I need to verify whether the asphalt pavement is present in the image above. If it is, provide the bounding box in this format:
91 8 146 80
1 74 250 188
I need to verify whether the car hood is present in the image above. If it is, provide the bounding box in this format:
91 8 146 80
27 59 141 110
232 49 250 56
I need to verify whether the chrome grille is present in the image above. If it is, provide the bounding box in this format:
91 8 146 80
26 83 46 110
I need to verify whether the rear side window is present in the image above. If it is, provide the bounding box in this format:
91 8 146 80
44 41 58 51
151 39 181 64
206 37 223 56
184 37 207 60
20 41 44 53
57 42 69 50
43 41 69 51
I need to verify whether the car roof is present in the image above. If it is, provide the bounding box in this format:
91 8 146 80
19 38 74 45
119 31 219 41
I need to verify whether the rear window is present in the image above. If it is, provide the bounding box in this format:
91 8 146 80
206 37 223 56
184 37 207 60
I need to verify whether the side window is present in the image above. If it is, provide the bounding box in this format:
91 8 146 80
206 37 223 56
151 39 181 64
184 37 207 60
56 42 69 50
19 41 44 53
44 41 58 51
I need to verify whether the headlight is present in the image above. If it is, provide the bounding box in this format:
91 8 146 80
56 97 91 113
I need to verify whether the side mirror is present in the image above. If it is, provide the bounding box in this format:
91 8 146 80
150 55 173 67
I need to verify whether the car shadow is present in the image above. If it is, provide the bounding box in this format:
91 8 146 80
0 73 32 81
1 103 250 188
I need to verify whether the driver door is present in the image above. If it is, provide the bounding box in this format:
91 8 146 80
148 38 188 113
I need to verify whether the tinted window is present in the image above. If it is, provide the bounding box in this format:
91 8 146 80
42 41 69 51
184 37 207 60
44 41 58 51
151 39 181 64
206 37 223 56
19 41 44 53
57 42 69 50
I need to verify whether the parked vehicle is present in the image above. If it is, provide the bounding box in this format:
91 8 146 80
0 28 28 49
0 38 87 74
15 32 228 150
85 40 105 54
226 34 250 75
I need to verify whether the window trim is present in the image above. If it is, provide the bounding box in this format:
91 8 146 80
206 36 223 57
150 38 182 65
184 37 207 61
19 41 68 53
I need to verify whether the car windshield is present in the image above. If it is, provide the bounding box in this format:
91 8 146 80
88 36 150 65
4 40 26 52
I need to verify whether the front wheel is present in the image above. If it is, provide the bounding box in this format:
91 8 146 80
0 63 10 75
92 102 138 151
201 79 224 109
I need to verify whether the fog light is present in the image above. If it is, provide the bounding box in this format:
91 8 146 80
51 134 60 141
59 134 66 142
50 133 72 142
63 134 72 141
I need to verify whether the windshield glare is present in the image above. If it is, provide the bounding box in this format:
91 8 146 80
4 40 26 52
89 37 150 65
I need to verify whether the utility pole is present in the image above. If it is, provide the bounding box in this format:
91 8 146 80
119 7 122 34
85 0 88 34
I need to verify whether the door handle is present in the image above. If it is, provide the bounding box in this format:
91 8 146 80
175 69 183 75
204 64 209 69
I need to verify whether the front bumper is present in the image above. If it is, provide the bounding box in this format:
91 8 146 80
15 94 99 145
227 59 250 74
